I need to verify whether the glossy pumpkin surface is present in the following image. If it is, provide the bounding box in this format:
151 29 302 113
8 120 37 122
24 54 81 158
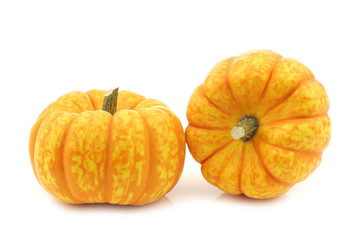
186 50 331 199
29 89 185 205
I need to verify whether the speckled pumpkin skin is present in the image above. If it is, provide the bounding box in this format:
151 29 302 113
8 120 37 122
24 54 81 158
186 50 331 199
29 89 185 205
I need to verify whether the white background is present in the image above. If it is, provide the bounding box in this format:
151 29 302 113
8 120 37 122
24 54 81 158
1 0 359 239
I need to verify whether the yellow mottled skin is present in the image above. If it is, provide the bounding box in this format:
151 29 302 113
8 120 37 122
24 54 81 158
29 90 185 205
186 50 331 199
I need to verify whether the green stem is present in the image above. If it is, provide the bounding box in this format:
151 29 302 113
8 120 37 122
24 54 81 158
102 88 119 115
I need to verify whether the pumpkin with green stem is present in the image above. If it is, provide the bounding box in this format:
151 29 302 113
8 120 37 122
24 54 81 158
186 50 331 199
29 88 185 205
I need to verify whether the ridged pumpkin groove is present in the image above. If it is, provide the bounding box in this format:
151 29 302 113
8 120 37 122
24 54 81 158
29 89 185 205
185 50 331 199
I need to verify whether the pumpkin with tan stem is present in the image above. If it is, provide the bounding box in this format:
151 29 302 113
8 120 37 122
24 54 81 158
29 88 185 205
186 50 331 199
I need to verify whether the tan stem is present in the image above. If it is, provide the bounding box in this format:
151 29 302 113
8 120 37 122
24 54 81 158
231 125 245 140
102 87 119 115
231 116 259 141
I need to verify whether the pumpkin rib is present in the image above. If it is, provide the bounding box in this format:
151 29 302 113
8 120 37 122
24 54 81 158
216 141 244 194
35 112 81 203
256 138 324 156
261 80 330 124
258 62 279 103
187 84 239 129
56 99 83 113
64 112 110 203
104 114 114 203
251 141 293 187
105 110 149 204
215 144 235 188
151 106 185 195
225 56 242 110
85 91 98 110
134 107 182 205
203 56 241 115
117 91 146 110
151 107 180 200
62 97 84 112
85 90 106 111
83 114 92 202
260 113 330 126
60 114 82 203
201 141 243 194
237 143 246 193
58 92 94 112
254 138 323 184
122 119 137 204
33 113 56 198
80 113 93 202
228 51 283 111
129 110 153 205
64 112 106 203
33 112 58 196
254 56 285 110
128 110 153 204
29 99 83 179
260 78 315 118
240 142 292 199
187 123 232 131
133 98 168 110
29 124 41 180
227 56 245 109
73 91 95 111
123 110 153 204
200 140 233 166
39 100 82 119
200 83 235 117
186 125 234 163
257 115 331 154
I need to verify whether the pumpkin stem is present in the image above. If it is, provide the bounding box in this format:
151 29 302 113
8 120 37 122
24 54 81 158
102 87 119 115
231 116 259 141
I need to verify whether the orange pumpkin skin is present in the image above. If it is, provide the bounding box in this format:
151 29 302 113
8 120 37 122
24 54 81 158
186 50 331 199
29 89 185 205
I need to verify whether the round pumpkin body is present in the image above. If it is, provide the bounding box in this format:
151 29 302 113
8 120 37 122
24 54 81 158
29 89 185 205
186 50 331 199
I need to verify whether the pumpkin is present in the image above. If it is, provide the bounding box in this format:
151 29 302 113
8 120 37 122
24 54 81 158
29 88 185 205
185 50 331 199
